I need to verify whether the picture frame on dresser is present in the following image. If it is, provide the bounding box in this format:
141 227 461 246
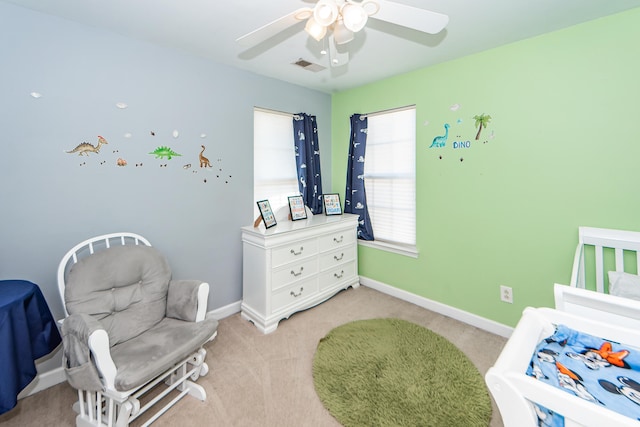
256 199 277 229
323 194 342 216
288 195 307 221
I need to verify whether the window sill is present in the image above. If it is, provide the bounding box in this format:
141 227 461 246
357 240 419 258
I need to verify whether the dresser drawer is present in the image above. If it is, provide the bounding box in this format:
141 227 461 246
319 245 357 271
271 278 318 314
319 261 357 290
271 258 318 291
271 238 318 267
319 229 356 252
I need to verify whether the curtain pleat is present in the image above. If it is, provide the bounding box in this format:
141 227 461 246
293 113 323 214
345 114 375 240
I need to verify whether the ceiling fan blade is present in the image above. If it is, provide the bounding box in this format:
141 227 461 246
236 7 313 47
371 0 449 34
328 34 349 68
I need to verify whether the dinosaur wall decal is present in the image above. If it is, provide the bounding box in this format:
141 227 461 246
429 124 449 148
199 145 211 167
149 146 181 160
66 136 108 156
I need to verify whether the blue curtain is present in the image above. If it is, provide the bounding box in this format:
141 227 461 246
293 113 323 214
345 114 375 240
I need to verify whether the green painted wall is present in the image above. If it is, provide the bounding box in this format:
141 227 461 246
331 8 640 327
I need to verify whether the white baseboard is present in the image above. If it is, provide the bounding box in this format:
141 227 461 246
208 300 242 320
359 276 513 338
18 366 66 399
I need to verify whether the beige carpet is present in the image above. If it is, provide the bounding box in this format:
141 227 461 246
0 285 506 426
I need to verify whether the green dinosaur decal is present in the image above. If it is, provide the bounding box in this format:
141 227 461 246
149 146 181 160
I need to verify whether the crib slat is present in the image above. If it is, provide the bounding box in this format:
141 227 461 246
594 245 604 293
615 247 624 273
578 249 586 288
570 245 586 289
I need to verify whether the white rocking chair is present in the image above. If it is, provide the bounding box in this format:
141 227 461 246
57 232 218 427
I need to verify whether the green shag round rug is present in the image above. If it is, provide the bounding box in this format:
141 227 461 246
313 318 492 427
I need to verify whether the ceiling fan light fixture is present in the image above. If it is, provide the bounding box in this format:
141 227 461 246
314 0 339 27
361 0 380 17
320 37 328 55
304 17 327 41
341 3 368 32
333 19 354 45
293 8 314 21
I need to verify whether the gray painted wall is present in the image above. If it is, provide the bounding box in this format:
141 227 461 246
0 3 331 373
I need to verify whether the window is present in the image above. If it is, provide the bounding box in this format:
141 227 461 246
363 106 416 256
253 108 299 218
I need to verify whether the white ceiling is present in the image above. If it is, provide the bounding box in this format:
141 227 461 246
5 0 640 93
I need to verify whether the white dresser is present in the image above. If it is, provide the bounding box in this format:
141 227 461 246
241 214 360 333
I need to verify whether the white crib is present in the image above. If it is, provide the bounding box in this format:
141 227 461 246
486 226 640 427
570 226 640 293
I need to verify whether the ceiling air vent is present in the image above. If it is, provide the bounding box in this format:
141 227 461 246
293 58 326 72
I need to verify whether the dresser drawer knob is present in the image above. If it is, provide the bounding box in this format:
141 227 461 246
334 253 344 261
290 267 304 277
290 247 304 255
290 287 304 297
333 236 344 244
334 270 344 279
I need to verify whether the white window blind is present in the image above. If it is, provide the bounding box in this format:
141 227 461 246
363 107 416 247
253 108 299 218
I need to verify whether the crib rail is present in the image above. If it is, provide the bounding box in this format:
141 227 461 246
486 296 640 427
570 226 640 293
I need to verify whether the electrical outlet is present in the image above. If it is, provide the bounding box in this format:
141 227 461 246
500 285 513 303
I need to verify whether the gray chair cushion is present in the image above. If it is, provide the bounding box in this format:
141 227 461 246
110 316 219 391
65 245 171 345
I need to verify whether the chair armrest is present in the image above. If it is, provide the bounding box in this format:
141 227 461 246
88 329 116 389
61 314 117 390
167 280 209 322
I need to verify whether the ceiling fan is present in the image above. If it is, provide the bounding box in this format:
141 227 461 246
236 0 449 67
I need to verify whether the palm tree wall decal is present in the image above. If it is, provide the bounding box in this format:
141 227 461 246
473 114 492 140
